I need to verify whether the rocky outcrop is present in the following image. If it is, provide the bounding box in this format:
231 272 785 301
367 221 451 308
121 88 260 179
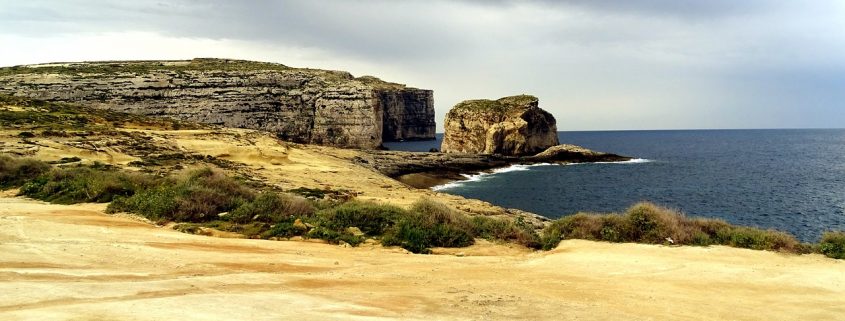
440 95 558 156
355 145 631 189
526 144 632 163
0 58 435 149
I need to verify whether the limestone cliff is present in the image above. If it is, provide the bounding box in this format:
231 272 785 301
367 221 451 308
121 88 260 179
0 58 435 149
440 95 558 155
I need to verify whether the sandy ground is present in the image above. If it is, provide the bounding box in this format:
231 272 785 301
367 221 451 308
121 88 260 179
1 196 843 321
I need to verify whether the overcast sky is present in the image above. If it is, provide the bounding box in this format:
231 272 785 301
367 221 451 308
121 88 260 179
1 0 844 131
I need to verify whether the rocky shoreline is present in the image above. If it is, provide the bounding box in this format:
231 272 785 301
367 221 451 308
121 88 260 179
356 144 632 189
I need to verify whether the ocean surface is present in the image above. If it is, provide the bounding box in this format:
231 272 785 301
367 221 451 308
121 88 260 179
384 130 845 242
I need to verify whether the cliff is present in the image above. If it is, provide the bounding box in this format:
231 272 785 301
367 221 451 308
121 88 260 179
0 58 435 149
440 95 558 155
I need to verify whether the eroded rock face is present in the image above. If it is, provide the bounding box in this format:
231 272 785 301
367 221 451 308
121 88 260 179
440 95 558 155
0 59 435 149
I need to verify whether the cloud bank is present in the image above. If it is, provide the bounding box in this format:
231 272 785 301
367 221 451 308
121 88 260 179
2 0 844 130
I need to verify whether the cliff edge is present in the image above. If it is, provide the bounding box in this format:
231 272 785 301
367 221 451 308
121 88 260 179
0 58 435 149
440 95 558 155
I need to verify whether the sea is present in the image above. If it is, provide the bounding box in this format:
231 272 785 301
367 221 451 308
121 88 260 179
384 130 845 242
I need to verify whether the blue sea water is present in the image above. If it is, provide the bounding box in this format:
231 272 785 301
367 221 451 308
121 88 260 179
384 130 845 242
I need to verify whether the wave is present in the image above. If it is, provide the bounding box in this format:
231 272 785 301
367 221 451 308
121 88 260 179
431 163 555 191
431 159 652 191
564 158 652 165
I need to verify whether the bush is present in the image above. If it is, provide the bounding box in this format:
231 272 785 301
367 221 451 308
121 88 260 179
20 165 153 204
261 219 307 239
540 202 800 253
229 192 315 224
381 199 475 253
307 226 364 246
717 226 798 251
626 202 684 243
317 201 404 235
107 168 254 222
0 155 50 189
819 231 845 259
470 216 541 249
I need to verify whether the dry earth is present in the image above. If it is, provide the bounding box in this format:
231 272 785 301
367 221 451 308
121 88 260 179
2 196 843 321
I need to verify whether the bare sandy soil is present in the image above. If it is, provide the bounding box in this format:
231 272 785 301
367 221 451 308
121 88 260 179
2 196 843 321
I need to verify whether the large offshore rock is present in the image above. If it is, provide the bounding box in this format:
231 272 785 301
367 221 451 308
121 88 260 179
440 95 558 155
0 59 435 149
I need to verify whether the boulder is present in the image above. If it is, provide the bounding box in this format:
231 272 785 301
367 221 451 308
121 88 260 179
440 95 558 156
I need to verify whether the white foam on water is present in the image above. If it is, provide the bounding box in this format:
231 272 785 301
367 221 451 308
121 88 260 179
564 158 652 165
431 163 555 191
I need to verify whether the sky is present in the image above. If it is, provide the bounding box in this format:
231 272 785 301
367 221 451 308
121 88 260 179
1 0 844 131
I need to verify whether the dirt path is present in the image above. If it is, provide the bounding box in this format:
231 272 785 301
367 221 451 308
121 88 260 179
1 196 843 320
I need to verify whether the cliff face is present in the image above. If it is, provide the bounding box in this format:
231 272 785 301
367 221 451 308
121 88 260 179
0 59 435 149
440 95 558 156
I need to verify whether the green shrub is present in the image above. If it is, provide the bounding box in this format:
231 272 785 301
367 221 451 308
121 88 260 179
540 202 800 253
261 219 307 239
20 165 153 204
107 168 254 222
229 192 315 224
381 199 475 253
0 155 50 189
626 202 683 243
470 216 541 249
819 231 845 259
316 201 404 235
307 226 364 246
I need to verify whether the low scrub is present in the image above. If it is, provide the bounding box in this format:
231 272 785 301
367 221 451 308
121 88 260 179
541 202 800 253
229 192 315 224
381 199 475 253
0 155 50 189
108 168 254 222
819 231 845 259
20 164 154 204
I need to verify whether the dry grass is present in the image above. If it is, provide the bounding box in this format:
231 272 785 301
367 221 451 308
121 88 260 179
541 202 802 253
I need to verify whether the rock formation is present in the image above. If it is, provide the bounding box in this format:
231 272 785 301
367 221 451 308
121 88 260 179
440 95 558 155
0 58 435 149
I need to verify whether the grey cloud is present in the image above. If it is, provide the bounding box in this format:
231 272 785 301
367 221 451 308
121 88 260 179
1 0 844 130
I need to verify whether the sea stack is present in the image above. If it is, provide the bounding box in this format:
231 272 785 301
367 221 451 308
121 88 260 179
440 95 559 155
0 58 436 149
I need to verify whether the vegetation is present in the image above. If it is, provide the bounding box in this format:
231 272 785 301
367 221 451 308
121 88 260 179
107 168 254 222
819 231 845 259
0 94 201 131
20 164 154 204
3 154 845 258
540 203 801 253
0 58 291 77
450 95 538 115
0 155 50 189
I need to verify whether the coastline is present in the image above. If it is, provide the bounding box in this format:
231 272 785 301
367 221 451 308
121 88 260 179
358 146 633 189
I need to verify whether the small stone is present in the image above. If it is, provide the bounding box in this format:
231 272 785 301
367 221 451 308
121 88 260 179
293 219 308 230
346 226 364 236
